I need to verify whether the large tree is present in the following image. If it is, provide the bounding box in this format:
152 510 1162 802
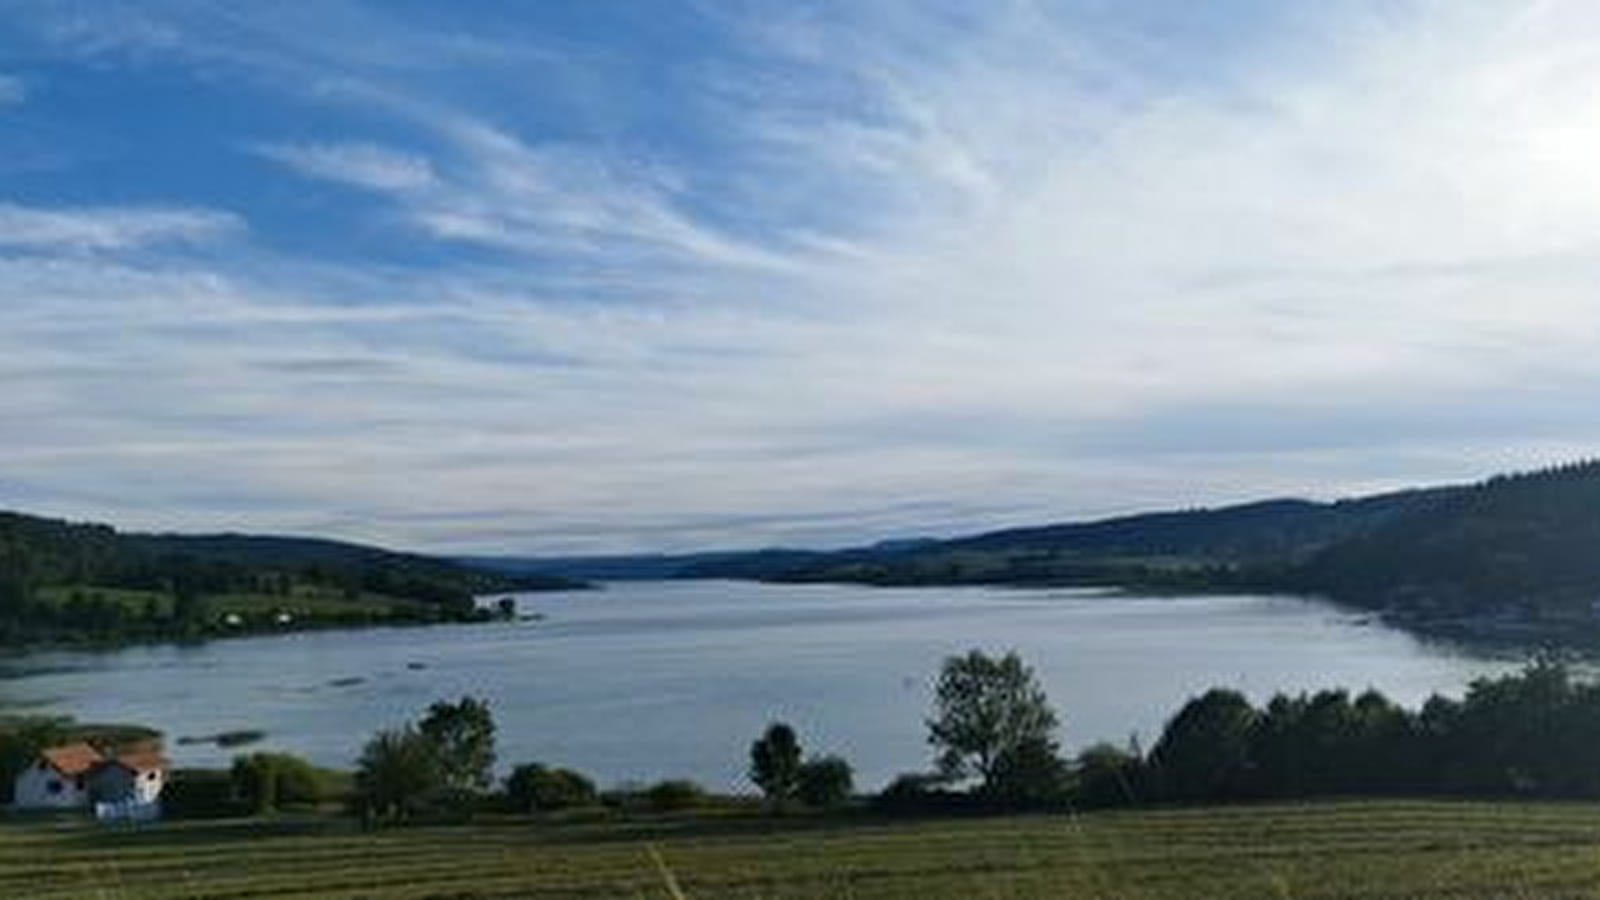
353 726 443 824
418 696 497 794
926 650 1060 796
748 722 803 807
1148 688 1257 801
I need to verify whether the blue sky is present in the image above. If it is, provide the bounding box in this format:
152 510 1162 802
4 1 1600 553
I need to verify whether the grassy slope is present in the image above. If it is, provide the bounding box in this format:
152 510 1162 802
35 584 421 619
7 800 1600 898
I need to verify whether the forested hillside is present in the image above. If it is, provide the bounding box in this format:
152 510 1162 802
680 461 1600 633
1292 461 1600 621
0 511 579 645
708 489 1457 588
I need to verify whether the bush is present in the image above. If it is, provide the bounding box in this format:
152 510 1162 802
796 756 854 809
873 771 970 814
987 736 1069 809
644 779 705 812
231 752 336 813
506 763 598 813
164 769 247 820
1072 742 1142 808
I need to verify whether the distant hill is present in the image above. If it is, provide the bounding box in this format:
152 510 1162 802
0 511 582 645
504 461 1600 633
22 458 1600 644
464 548 838 582
677 462 1600 633
1292 461 1600 621
683 488 1459 589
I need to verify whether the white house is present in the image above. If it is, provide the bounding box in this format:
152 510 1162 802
12 742 102 810
89 748 167 806
12 742 168 814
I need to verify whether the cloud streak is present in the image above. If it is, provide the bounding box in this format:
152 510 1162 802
251 142 437 193
0 203 242 252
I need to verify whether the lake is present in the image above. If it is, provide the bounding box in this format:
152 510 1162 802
0 580 1525 791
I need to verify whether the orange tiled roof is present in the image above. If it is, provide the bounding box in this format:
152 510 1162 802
38 742 104 777
110 750 168 773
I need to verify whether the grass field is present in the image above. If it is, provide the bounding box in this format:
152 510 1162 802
36 584 418 620
7 800 1600 898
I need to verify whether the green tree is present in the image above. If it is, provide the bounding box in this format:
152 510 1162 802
1149 688 1257 801
644 779 704 812
1073 741 1141 808
353 726 442 824
417 696 497 794
505 763 597 812
796 755 854 808
748 722 803 807
232 752 330 813
988 735 1069 808
927 650 1060 795
231 754 280 814
171 578 210 632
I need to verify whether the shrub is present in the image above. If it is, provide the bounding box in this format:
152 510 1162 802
164 768 247 820
796 755 854 809
645 779 705 812
875 771 951 812
1072 742 1142 808
506 763 598 813
987 736 1069 809
231 752 335 813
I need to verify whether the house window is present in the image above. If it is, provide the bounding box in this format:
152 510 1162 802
46 779 62 794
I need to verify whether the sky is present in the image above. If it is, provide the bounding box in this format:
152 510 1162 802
4 1 1600 554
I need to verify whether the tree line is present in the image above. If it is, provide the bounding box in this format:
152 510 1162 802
891 650 1600 811
139 648 1600 824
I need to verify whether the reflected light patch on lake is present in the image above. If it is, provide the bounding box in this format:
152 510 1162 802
0 581 1524 791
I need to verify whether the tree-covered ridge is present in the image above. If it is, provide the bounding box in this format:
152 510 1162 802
0 510 581 645
700 487 1458 588
1292 459 1600 620
682 460 1600 633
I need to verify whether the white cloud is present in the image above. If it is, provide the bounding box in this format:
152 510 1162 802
12 3 1600 552
252 141 437 192
0 203 242 252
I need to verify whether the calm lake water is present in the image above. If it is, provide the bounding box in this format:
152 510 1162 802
0 580 1525 791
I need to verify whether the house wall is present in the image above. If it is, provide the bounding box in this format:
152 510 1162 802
132 767 164 804
13 762 89 810
90 764 164 805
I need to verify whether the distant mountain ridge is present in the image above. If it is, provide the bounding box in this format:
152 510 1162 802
478 488 1460 586
482 461 1600 634
15 458 1600 643
683 488 1463 588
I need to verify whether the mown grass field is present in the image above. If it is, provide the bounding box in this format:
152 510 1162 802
7 799 1600 898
